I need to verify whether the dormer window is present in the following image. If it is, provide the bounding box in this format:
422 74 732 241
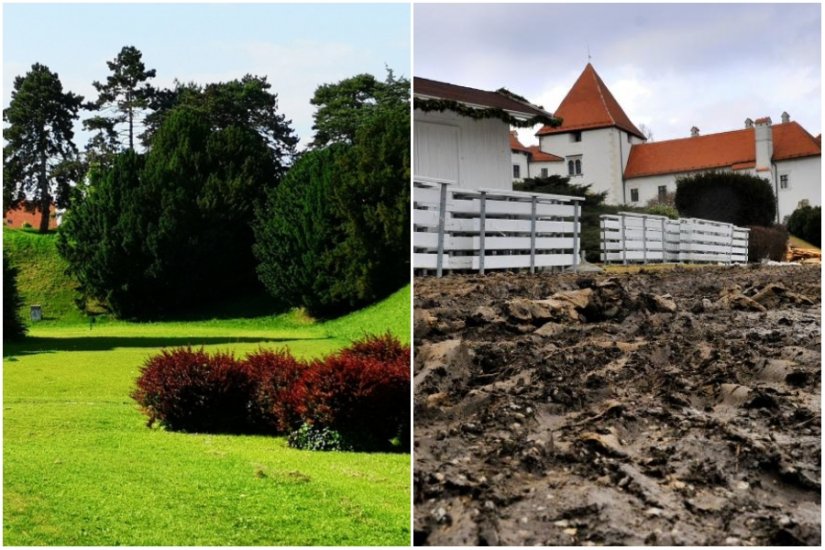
571 131 582 143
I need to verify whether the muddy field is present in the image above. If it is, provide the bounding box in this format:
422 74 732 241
413 265 821 546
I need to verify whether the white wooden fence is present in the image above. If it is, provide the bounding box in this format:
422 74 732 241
414 177 584 276
600 212 750 264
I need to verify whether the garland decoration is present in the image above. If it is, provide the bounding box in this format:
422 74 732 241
414 97 562 129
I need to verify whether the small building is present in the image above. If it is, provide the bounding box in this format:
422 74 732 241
510 131 563 181
414 77 557 190
4 202 59 230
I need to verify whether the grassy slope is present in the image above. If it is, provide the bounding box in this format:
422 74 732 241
3 230 411 545
4 228 85 324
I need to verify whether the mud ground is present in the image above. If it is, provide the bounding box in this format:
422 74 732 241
413 265 821 546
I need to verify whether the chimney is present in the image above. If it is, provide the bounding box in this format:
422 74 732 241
754 117 773 172
745 118 753 129
690 126 700 137
781 111 790 124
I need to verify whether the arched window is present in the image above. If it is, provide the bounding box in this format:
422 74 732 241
575 159 582 175
568 160 574 175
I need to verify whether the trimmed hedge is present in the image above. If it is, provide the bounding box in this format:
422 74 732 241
132 334 410 451
786 205 820 248
747 225 789 262
675 171 776 227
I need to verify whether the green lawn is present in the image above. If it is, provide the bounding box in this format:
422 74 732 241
3 233 411 546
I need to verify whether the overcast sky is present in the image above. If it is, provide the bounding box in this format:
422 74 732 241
4 3 410 150
415 3 821 145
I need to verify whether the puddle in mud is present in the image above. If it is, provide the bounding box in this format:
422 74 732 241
414 265 821 546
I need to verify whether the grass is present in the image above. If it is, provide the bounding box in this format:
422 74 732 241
4 229 411 546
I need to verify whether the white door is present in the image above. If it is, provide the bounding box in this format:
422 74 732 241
414 122 460 184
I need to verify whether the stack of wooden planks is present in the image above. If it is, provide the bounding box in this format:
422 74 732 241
785 246 822 264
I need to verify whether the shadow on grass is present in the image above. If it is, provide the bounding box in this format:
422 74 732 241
3 335 331 357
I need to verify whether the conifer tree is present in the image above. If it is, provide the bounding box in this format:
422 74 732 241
3 63 82 232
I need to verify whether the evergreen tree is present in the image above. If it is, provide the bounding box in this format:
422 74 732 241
3 252 27 340
253 145 351 317
3 63 83 232
309 69 409 148
84 45 157 153
59 106 283 318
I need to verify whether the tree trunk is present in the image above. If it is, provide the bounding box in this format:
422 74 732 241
38 154 50 233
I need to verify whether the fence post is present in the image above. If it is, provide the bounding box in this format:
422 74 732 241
661 218 666 262
530 196 537 274
642 216 648 265
620 213 627 265
572 200 580 270
600 216 608 264
479 191 487 275
436 182 447 277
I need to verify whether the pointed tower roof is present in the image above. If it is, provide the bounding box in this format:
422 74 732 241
536 63 645 140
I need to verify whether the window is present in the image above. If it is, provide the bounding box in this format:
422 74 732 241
513 164 520 179
567 157 582 176
658 185 667 201
571 131 582 143
627 133 633 143
630 188 639 202
780 174 789 190
541 168 548 178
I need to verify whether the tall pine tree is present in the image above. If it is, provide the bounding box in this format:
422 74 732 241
3 63 83 232
84 45 156 155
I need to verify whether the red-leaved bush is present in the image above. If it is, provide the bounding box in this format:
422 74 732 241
132 348 256 433
297 338 411 448
245 349 306 433
132 335 411 449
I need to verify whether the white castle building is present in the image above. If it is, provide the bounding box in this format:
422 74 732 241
512 63 821 221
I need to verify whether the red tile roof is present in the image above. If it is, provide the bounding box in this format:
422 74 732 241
414 77 552 120
509 131 532 154
527 146 563 162
624 121 821 179
510 132 563 162
536 63 645 140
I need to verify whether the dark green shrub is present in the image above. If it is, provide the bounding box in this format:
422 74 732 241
786 205 820 247
747 225 789 262
675 172 776 227
288 423 352 451
3 252 27 340
253 144 351 317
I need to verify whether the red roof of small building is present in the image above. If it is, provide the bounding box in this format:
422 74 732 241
414 77 552 120
4 202 58 230
624 121 821 179
536 63 646 140
509 131 532 154
510 131 563 162
527 145 563 162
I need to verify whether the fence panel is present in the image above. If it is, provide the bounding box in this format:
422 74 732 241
600 212 749 264
413 179 584 276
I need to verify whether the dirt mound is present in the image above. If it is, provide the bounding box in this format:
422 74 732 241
414 265 821 546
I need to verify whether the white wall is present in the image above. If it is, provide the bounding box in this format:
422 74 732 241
414 109 512 190
775 156 821 221
511 150 529 182
528 161 566 179
624 155 821 221
538 127 635 203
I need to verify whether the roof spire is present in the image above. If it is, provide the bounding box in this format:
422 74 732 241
587 43 591 64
